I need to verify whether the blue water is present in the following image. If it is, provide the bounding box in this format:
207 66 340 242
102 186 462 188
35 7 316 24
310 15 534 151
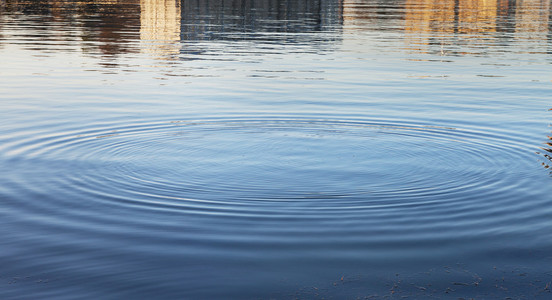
1 0 552 298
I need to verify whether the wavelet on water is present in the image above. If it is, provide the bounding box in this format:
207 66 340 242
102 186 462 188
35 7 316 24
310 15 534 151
1 0 552 299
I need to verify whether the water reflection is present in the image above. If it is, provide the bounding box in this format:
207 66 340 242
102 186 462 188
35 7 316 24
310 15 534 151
2 2 552 299
179 0 342 39
401 0 551 55
404 0 499 34
515 0 550 39
79 1 140 60
402 0 551 34
0 0 343 62
4 0 140 56
140 0 181 59
1 0 551 61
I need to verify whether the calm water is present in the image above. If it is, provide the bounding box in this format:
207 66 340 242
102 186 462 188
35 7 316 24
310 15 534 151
1 0 552 298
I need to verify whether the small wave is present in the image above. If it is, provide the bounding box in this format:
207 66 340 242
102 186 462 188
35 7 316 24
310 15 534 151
0 117 538 222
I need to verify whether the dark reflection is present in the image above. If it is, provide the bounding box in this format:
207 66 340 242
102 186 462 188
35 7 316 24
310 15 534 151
179 0 343 40
1 0 141 59
78 1 141 58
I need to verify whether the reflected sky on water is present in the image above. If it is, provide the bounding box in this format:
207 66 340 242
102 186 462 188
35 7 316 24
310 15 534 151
1 1 552 299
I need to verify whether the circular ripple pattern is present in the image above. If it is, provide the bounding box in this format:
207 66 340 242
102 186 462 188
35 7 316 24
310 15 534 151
1 117 537 218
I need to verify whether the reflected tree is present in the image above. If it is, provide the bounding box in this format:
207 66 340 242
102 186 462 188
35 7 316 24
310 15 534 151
0 0 141 59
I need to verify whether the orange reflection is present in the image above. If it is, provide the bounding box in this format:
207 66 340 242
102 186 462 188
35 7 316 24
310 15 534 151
403 0 516 34
458 0 498 33
403 0 501 54
401 0 551 54
404 0 456 34
140 0 181 60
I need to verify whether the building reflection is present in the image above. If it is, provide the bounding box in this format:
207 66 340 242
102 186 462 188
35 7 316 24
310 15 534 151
1 0 342 62
2 0 551 61
140 0 181 59
403 0 551 34
515 0 550 38
175 0 343 59
403 0 500 54
398 0 551 54
404 0 499 34
179 0 342 40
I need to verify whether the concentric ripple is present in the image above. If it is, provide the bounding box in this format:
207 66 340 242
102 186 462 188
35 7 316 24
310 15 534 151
0 117 538 218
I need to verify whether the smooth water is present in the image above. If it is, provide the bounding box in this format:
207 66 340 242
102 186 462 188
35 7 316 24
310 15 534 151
1 0 552 298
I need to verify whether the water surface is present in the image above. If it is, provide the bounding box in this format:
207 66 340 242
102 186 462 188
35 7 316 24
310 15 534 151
1 0 552 298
